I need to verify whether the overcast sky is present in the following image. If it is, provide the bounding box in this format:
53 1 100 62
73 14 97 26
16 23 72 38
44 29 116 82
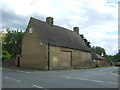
0 0 119 55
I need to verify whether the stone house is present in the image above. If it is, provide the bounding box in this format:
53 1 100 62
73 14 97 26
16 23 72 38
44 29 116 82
92 51 109 67
21 17 95 70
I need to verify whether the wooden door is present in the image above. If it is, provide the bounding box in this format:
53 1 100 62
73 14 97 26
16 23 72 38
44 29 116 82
17 57 20 67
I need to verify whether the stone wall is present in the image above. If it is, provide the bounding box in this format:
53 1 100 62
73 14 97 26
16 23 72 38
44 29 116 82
95 60 110 67
2 59 16 66
21 21 47 70
98 60 110 67
49 46 94 70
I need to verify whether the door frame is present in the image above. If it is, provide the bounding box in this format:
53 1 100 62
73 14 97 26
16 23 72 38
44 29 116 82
61 50 72 67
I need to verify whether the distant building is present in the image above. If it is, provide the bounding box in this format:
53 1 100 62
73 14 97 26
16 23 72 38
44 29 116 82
91 51 109 67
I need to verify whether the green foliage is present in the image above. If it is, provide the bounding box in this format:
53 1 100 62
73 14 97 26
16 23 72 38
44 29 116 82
106 53 120 63
2 49 11 60
113 53 120 62
106 55 114 63
91 46 106 56
91 46 120 63
2 28 24 59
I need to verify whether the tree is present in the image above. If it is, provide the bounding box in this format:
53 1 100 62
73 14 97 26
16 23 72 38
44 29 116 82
91 46 106 56
2 49 11 60
2 28 24 59
105 52 120 63
105 55 114 63
114 53 120 62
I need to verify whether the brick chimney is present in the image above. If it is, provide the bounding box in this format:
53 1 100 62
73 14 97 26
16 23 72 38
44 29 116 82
46 17 53 26
73 27 79 34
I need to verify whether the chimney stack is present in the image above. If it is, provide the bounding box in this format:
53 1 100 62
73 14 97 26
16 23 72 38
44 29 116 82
73 27 79 34
46 17 53 26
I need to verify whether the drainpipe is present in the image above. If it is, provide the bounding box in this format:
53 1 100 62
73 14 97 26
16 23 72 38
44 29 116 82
48 43 50 71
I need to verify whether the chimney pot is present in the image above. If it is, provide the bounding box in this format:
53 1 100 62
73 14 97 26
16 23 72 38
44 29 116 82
73 27 79 34
46 17 53 26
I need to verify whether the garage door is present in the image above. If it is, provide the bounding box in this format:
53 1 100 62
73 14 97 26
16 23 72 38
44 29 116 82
60 51 72 68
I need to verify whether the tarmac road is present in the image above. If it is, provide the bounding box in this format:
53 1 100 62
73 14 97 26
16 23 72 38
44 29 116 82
2 66 119 88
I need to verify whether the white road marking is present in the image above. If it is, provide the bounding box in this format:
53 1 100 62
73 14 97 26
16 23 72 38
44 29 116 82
4 77 21 82
33 85 44 88
111 71 119 76
67 73 79 75
3 68 31 73
14 70 31 73
33 85 48 90
65 76 119 85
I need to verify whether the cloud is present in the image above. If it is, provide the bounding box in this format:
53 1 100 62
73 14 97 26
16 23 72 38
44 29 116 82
2 10 28 30
1 0 118 55
84 24 118 55
1 9 45 30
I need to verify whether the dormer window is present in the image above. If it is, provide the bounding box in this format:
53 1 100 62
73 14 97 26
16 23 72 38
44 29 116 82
29 28 33 33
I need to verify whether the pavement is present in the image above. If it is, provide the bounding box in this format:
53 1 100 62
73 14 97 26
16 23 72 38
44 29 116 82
2 66 119 88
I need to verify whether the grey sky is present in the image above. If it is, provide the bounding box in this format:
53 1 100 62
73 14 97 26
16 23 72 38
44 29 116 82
1 0 118 55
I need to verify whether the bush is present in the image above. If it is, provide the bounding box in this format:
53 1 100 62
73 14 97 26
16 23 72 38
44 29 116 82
2 49 11 60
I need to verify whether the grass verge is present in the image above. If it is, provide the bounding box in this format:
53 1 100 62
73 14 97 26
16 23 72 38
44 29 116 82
74 66 113 70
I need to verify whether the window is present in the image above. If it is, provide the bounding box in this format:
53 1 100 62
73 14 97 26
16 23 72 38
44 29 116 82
29 28 33 33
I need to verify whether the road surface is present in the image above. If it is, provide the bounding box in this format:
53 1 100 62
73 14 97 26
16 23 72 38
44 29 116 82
2 66 119 88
